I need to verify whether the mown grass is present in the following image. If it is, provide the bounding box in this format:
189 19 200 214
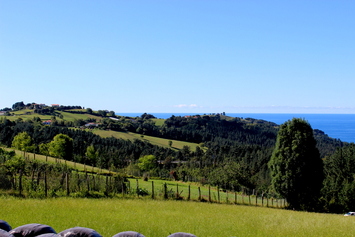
152 119 165 127
58 111 101 122
2 109 201 151
4 111 54 121
3 110 102 122
92 130 203 151
1 197 352 237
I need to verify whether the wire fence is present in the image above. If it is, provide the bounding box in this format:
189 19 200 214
0 150 286 208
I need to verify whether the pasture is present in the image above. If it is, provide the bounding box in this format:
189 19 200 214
2 109 203 151
4 148 103 173
92 129 203 151
1 197 352 237
1 148 283 206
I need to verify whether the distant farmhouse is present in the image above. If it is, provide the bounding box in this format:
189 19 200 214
85 123 99 128
42 120 52 125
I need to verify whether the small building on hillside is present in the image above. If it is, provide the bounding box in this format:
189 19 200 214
85 123 99 128
42 120 51 125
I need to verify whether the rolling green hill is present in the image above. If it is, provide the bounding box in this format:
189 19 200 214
2 108 203 151
92 129 203 151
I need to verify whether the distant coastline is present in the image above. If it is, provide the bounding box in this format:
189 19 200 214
117 113 355 143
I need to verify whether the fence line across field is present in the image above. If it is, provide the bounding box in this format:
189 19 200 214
5 151 286 208
132 179 286 208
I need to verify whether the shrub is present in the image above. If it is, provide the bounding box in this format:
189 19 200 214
136 187 149 196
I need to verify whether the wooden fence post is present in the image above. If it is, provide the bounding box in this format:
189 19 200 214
31 166 35 191
36 169 41 188
44 168 48 197
208 185 211 203
127 179 131 194
241 187 244 204
66 173 69 196
151 181 154 199
105 176 109 194
122 181 125 197
86 173 90 191
187 185 191 201
92 175 95 191
249 194 251 205
19 169 23 196
136 179 139 197
234 191 237 204
217 186 220 203
198 187 201 200
176 183 179 199
164 183 168 199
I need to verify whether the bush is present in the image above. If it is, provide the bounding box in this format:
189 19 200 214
0 169 12 190
136 187 149 196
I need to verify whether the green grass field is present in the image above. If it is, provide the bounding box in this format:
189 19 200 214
92 129 203 151
4 148 106 174
3 110 102 122
3 148 278 206
152 118 165 127
2 109 201 151
1 197 352 237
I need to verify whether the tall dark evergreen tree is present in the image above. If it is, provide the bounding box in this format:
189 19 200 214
268 118 324 211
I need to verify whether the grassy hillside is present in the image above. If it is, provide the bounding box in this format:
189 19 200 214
4 148 106 174
4 109 103 122
92 129 202 151
1 197 352 237
3 148 268 206
2 109 202 151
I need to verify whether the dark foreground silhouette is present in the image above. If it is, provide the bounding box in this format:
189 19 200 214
0 221 196 237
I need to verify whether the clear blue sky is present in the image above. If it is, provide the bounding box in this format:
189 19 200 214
1 1 354 113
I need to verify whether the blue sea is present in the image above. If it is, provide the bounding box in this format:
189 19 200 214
117 113 355 143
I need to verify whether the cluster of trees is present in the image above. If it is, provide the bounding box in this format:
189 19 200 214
2 101 84 114
64 108 116 117
11 101 26 111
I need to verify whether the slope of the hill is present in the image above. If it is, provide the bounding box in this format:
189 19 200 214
0 102 346 191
